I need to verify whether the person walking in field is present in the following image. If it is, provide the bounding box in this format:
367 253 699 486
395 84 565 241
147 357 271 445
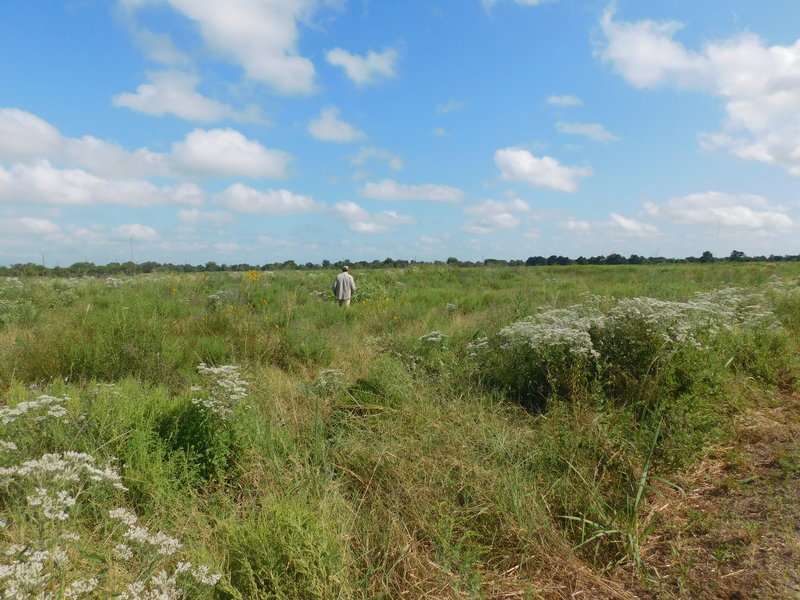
332 265 356 307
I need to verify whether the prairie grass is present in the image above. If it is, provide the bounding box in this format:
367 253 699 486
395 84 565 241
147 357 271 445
0 264 798 598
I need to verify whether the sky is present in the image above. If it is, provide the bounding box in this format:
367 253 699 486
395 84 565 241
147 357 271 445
1 0 799 266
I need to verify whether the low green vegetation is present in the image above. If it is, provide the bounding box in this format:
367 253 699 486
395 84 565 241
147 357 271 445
1 263 799 598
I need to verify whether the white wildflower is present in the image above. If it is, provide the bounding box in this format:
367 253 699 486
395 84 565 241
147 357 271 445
113 543 134 560
192 564 222 585
64 578 99 597
191 363 249 419
0 439 18 452
419 331 448 344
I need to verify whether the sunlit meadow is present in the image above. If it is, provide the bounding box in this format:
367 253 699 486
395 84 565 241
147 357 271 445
1 263 799 599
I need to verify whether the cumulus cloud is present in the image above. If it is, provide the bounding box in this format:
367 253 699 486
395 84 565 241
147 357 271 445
546 95 582 106
0 216 61 236
599 8 800 175
0 160 204 207
643 191 793 229
213 183 322 215
130 28 191 67
494 147 592 192
464 197 530 216
115 223 159 240
556 121 619 141
123 0 317 94
462 197 530 234
0 109 291 181
177 208 235 225
307 106 365 143
325 47 399 86
462 213 520 235
351 147 404 171
560 219 591 231
332 201 416 234
361 179 464 203
172 128 293 178
0 109 61 159
113 70 262 123
609 213 658 237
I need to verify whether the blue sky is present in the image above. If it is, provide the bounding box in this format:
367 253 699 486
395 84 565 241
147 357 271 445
1 0 799 266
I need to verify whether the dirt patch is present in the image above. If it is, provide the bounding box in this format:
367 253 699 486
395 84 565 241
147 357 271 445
612 393 800 599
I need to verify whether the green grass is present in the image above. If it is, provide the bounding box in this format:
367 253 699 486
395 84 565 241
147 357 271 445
0 264 799 598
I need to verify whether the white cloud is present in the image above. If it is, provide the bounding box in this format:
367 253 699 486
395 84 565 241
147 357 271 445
177 208 235 225
0 160 204 207
546 95 582 106
361 179 465 203
115 223 159 241
131 28 191 67
0 109 61 159
325 47 399 86
333 201 390 234
332 201 416 234
464 197 530 216
0 109 294 181
560 219 591 231
436 100 467 115
643 191 793 229
556 121 619 142
307 106 365 143
432 127 451 137
214 183 322 215
462 213 520 235
62 136 169 179
172 128 293 178
258 235 298 247
351 147 404 171
126 0 317 94
494 147 592 192
462 197 529 234
0 216 61 235
599 9 800 175
609 213 658 237
113 70 262 123
213 242 241 252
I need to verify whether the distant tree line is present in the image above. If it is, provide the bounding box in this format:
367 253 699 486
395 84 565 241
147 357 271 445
1 250 798 277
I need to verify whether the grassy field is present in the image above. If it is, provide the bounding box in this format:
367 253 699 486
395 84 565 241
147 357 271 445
1 263 799 599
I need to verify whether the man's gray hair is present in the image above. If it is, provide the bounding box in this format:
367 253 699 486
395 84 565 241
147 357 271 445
342 265 349 271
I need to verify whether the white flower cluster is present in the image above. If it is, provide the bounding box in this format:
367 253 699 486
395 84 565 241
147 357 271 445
767 275 800 294
493 286 781 362
0 395 69 425
191 363 249 419
105 277 123 288
0 451 127 490
0 545 72 599
419 331 448 344
108 509 221 599
26 488 77 521
0 440 18 452
499 317 600 359
109 508 183 556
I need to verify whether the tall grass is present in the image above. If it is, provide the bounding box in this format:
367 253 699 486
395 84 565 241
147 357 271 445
0 265 798 598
